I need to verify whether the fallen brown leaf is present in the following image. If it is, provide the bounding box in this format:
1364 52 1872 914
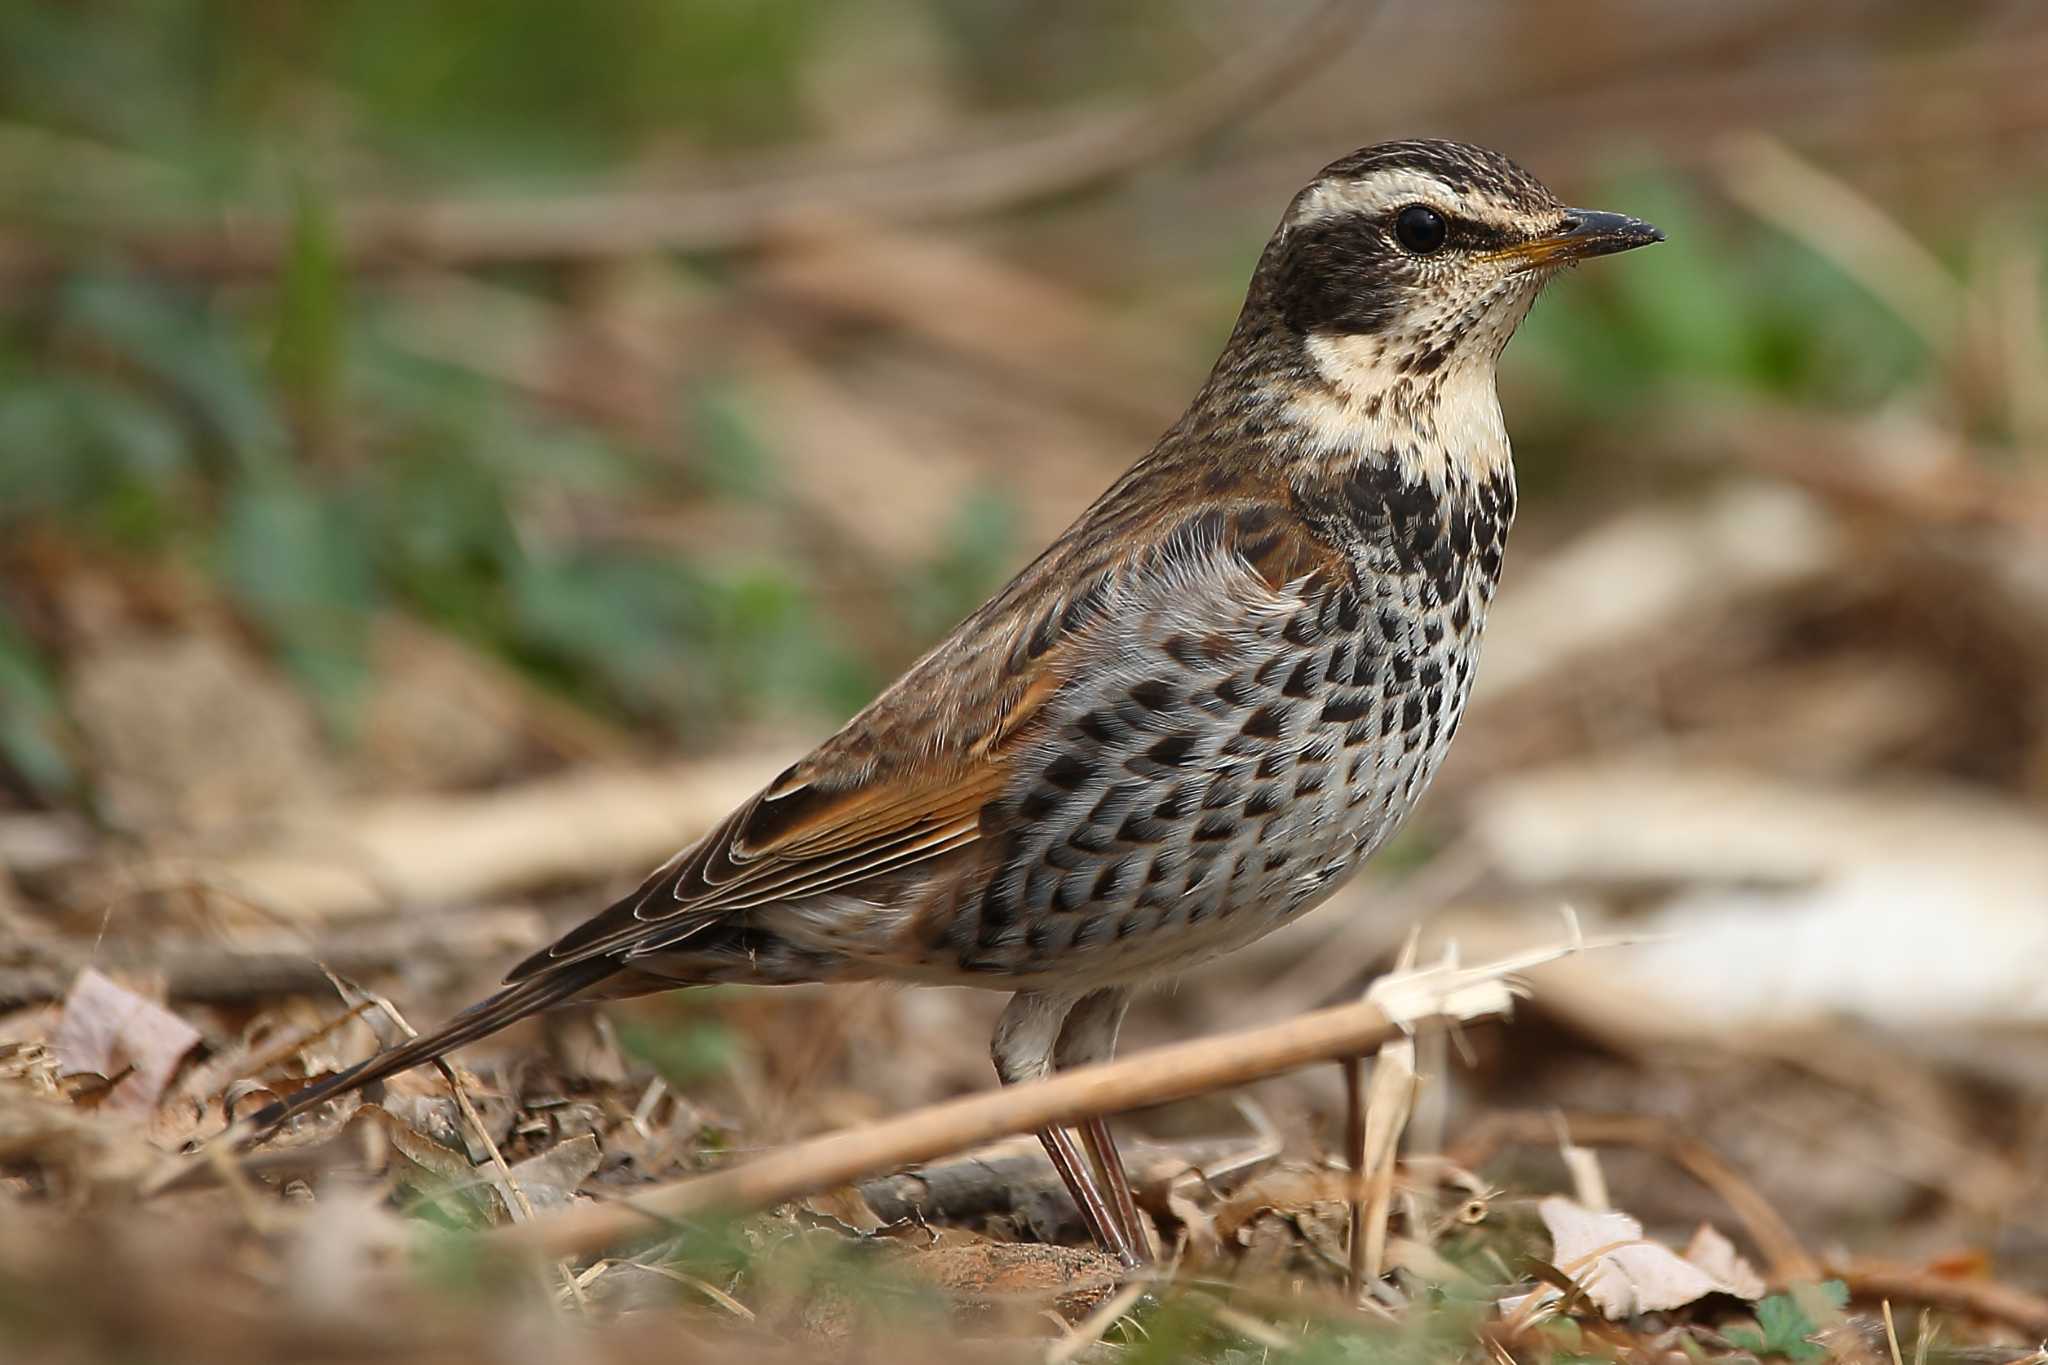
51 969 201 1115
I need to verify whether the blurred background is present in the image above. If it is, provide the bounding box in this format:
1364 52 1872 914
3 0 2048 1356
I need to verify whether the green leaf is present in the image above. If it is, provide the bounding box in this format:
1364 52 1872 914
0 605 73 795
613 1010 739 1089
63 274 287 478
508 552 705 712
506 546 866 732
0 370 191 536
691 382 779 501
222 474 376 723
1725 1282 1847 1360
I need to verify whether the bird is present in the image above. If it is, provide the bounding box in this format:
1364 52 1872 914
249 139 1661 1267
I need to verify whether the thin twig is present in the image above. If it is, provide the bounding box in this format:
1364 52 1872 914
230 1000 378 1092
0 908 549 1008
1046 1278 1149 1365
355 990 526 1231
353 984 589 1312
433 1060 530 1223
1342 1056 1366 1300
431 1052 594 1313
632 1260 757 1322
1446 1109 1820 1284
1189 1290 1298 1353
1833 1264 2048 1339
495 957 1529 1262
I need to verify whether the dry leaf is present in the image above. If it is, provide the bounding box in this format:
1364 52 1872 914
1683 1223 1767 1300
1537 1195 1762 1318
1165 1179 1220 1258
1214 1165 1352 1244
0 1086 160 1192
362 1105 497 1225
51 969 201 1115
498 1132 602 1214
285 1185 412 1320
903 1240 1122 1319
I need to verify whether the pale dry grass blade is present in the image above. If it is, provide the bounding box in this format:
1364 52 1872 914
1715 133 1959 351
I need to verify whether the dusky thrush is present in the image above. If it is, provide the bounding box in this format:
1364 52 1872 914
252 139 1662 1267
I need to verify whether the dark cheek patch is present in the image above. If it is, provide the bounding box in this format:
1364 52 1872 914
1275 222 1412 336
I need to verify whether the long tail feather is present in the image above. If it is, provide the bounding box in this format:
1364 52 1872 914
247 957 618 1132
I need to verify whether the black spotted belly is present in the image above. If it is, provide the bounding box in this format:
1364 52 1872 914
953 588 1481 982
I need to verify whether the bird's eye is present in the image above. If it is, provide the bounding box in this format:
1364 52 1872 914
1393 204 1448 255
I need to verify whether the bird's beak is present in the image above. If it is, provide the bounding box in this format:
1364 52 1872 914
1497 209 1664 268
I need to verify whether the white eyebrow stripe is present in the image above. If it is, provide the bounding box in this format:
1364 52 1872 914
1290 172 1458 226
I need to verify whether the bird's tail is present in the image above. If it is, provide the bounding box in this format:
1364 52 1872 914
246 957 619 1133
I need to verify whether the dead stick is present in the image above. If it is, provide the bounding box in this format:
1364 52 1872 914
856 1133 1267 1235
0 907 547 1008
1833 1264 2048 1339
494 994 1488 1262
1343 1056 1366 1299
1448 1110 1820 1284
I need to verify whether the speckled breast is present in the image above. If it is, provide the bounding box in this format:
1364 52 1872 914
953 458 1516 989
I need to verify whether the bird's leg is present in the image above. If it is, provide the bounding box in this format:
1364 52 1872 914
993 992 1138 1268
1054 987 1146 1265
1077 1116 1144 1264
1040 1124 1135 1267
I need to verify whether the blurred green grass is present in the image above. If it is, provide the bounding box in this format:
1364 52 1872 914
1516 176 1928 419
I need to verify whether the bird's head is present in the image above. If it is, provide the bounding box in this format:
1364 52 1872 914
1264 139 1662 384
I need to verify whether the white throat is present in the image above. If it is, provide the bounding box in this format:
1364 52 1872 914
1282 332 1514 489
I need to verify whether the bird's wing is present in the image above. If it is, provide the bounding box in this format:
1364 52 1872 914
506 755 1015 978
506 488 1350 981
943 495 1398 972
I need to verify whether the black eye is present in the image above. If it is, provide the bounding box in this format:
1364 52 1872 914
1393 204 1448 255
